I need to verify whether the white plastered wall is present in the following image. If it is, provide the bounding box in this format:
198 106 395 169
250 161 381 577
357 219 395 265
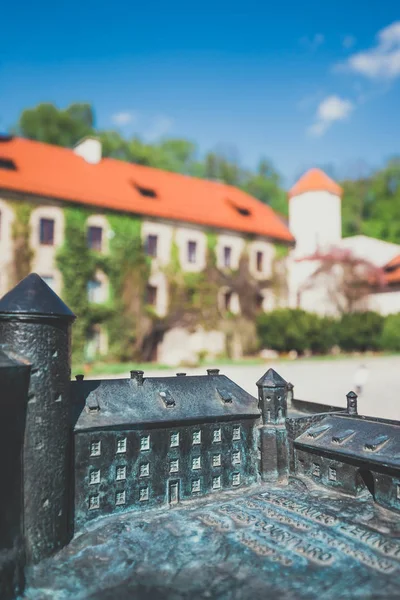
367 290 400 315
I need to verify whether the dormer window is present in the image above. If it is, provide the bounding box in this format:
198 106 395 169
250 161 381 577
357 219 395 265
134 183 157 198
0 157 16 171
87 226 103 251
39 218 55 246
160 390 175 407
187 240 197 264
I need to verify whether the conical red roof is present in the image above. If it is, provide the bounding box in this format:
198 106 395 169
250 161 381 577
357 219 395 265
289 168 342 198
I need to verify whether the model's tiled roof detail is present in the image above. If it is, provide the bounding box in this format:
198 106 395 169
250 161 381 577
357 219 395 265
73 373 260 430
0 273 75 319
295 415 400 469
288 168 342 198
0 136 294 242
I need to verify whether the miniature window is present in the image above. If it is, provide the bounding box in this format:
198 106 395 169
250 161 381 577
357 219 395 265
170 432 179 447
140 463 150 477
90 441 101 456
313 463 321 477
116 466 126 481
192 430 201 445
192 456 201 470
89 469 100 485
39 218 55 245
212 476 221 490
140 435 150 451
170 459 179 473
116 490 126 506
87 226 103 251
117 438 127 453
223 246 232 268
192 479 201 493
397 484 400 500
232 426 241 441
328 467 337 481
145 234 158 258
139 487 149 501
187 240 197 264
232 473 241 486
232 450 241 465
213 428 221 443
89 494 100 510
212 454 221 467
256 251 264 272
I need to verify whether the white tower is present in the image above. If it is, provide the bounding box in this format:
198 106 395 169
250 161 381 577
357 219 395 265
287 168 343 313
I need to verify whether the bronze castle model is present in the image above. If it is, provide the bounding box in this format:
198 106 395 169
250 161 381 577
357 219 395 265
1 274 400 600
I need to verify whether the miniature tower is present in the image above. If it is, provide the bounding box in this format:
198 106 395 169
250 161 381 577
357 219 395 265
256 368 289 483
0 274 75 564
0 349 30 600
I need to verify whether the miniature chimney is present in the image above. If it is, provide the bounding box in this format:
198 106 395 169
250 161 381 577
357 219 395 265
347 391 358 415
130 370 144 386
207 368 220 376
73 137 102 164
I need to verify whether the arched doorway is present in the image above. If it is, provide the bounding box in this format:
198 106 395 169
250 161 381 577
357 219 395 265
358 468 375 497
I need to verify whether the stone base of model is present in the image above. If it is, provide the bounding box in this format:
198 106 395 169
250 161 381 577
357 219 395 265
24 478 400 600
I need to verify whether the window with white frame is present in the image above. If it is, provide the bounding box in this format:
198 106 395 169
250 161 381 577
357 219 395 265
213 428 221 443
90 441 101 456
116 438 127 453
232 450 241 464
192 430 201 445
223 246 232 268
140 487 149 501
187 240 197 264
39 218 55 246
192 456 201 470
212 454 221 467
145 234 158 258
170 432 179 447
192 479 201 493
256 251 264 272
89 469 100 484
212 476 221 490
170 459 179 473
116 466 126 481
232 473 241 486
140 463 149 477
87 226 103 251
329 466 337 481
140 435 150 451
232 426 241 441
89 494 100 510
116 490 126 505
313 463 321 477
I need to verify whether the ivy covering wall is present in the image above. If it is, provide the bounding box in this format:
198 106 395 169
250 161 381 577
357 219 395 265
9 200 288 362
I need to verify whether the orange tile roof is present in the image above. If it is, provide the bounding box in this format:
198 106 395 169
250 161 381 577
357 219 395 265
288 168 342 198
0 136 294 243
383 254 400 284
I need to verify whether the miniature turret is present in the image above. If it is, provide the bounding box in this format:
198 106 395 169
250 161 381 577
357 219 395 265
0 274 75 564
0 349 31 600
256 368 289 483
347 391 358 415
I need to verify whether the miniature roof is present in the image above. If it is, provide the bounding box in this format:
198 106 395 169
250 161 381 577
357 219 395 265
256 368 287 388
0 273 75 320
295 415 400 470
288 168 342 199
0 136 294 243
73 373 260 431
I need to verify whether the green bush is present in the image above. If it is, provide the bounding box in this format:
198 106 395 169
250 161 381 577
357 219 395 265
336 311 384 352
380 313 400 352
256 309 336 354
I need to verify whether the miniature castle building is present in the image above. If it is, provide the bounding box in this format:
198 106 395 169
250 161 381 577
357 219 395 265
256 368 289 483
0 274 76 564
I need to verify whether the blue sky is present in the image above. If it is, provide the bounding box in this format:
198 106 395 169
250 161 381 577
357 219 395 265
1 0 400 185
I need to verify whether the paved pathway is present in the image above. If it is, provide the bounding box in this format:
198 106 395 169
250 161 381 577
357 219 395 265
91 355 400 421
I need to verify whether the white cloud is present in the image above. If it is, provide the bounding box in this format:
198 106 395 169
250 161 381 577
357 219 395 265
143 115 174 141
339 21 400 79
300 33 325 51
308 95 354 137
342 35 356 49
111 111 137 126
